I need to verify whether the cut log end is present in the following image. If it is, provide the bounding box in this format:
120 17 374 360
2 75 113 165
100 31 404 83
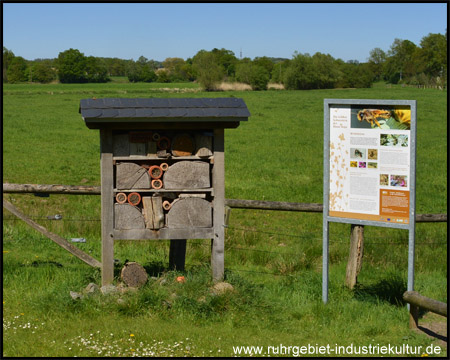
121 262 148 288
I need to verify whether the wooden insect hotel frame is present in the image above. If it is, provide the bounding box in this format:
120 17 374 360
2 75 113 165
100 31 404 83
79 98 249 285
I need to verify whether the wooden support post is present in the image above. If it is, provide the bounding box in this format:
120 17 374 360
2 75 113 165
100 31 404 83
169 240 186 271
345 224 364 289
100 128 115 286
212 128 225 281
409 304 419 329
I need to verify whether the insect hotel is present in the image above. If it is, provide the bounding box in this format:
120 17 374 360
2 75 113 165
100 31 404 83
79 98 249 285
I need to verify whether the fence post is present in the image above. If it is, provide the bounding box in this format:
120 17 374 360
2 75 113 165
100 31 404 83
345 224 364 289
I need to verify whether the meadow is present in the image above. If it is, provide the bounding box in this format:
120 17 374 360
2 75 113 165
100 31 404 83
2 80 447 357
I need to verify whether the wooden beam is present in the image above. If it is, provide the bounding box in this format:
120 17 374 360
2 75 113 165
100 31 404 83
100 128 115 286
3 199 101 268
169 240 187 271
224 198 323 213
3 184 447 223
3 183 101 195
403 291 447 317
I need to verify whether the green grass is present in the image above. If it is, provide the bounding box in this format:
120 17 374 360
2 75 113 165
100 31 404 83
3 82 447 357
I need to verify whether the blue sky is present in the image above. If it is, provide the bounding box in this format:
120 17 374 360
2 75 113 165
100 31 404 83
3 3 447 63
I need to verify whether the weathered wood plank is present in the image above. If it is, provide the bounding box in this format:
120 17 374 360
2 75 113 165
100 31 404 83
212 128 225 281
101 128 115 285
142 196 164 230
113 227 214 240
3 199 101 268
163 161 210 189
113 133 130 156
2 184 447 223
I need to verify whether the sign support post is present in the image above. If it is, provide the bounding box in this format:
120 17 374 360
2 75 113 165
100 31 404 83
323 99 416 304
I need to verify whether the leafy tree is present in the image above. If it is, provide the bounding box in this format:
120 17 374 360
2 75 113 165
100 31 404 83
162 57 189 81
85 56 109 83
236 62 270 90
419 33 447 78
6 56 28 83
384 39 418 83
3 47 15 82
57 48 87 83
270 60 290 83
211 48 238 78
283 52 316 90
30 60 56 83
192 50 224 91
126 56 157 82
367 47 386 81
156 69 170 83
253 56 274 76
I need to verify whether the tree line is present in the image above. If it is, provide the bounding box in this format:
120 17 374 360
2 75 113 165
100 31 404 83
2 30 446 90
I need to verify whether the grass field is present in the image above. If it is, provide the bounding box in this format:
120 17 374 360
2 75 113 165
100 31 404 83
3 81 447 357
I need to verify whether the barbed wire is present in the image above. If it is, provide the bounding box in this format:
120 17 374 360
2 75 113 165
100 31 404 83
3 217 447 247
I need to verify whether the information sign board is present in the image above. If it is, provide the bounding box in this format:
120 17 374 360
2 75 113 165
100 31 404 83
323 99 416 303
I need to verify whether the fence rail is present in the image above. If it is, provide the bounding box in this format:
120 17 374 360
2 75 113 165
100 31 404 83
3 183 447 223
403 291 447 329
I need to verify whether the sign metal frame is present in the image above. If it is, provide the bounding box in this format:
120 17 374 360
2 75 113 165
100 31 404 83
323 99 417 303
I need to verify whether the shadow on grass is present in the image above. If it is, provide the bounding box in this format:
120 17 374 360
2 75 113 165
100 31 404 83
353 276 407 306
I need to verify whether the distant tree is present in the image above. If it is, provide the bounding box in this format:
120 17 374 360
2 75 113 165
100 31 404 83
156 69 170 83
419 33 447 78
270 60 290 83
384 39 418 83
30 60 56 83
6 56 28 83
57 48 87 83
283 52 315 90
192 50 224 91
367 47 386 82
3 47 16 82
236 62 270 90
85 56 109 83
211 48 238 78
162 57 189 81
126 56 157 82
253 56 274 76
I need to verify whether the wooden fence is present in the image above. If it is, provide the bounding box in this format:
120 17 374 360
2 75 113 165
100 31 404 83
3 183 448 288
403 291 447 329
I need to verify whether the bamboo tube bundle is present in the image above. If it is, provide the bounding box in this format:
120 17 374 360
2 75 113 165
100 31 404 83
152 132 161 141
162 200 172 211
116 192 127 204
127 192 141 206
151 179 163 190
148 165 163 179
160 162 169 171
157 136 171 151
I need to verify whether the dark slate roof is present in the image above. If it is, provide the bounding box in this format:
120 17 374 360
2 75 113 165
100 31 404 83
79 98 250 124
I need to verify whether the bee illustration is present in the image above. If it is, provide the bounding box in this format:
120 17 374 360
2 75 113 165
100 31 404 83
357 109 391 128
